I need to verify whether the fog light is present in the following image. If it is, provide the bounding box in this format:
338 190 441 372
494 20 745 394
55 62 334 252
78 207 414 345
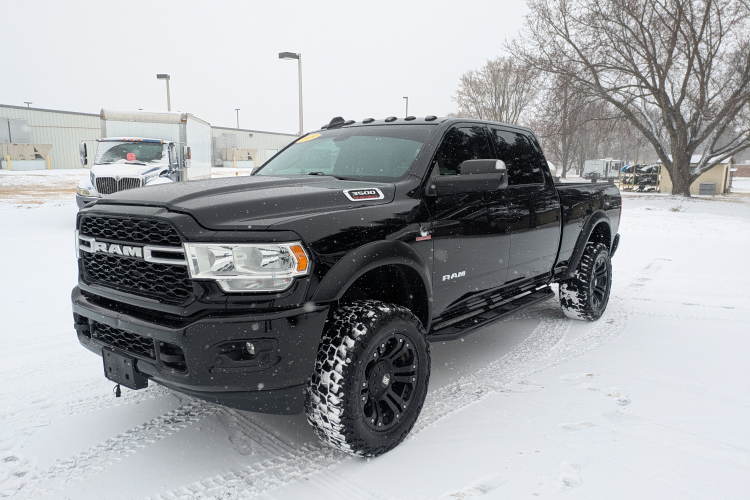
246 342 255 355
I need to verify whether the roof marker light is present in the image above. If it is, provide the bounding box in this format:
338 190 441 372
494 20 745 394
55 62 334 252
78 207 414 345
327 116 346 129
385 116 397 122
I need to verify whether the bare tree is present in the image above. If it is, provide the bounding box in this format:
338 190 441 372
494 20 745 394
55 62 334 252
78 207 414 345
532 73 619 177
510 0 750 196
453 56 541 125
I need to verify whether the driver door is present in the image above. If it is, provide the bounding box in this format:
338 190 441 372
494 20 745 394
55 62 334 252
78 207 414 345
424 125 513 316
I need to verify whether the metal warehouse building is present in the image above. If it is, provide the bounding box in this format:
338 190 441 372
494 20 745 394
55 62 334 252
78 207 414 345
1 103 297 169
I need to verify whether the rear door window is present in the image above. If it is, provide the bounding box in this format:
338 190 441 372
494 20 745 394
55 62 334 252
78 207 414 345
434 125 493 175
489 128 544 185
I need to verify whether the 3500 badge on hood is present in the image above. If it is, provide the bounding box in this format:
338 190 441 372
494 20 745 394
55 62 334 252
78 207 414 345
343 188 385 201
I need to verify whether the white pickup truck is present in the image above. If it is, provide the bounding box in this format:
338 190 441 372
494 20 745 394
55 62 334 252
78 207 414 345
76 109 211 209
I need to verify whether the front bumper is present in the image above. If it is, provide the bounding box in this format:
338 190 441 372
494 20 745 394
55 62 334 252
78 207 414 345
71 287 329 414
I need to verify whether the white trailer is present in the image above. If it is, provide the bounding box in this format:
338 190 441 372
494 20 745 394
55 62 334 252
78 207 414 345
583 158 623 180
76 109 212 208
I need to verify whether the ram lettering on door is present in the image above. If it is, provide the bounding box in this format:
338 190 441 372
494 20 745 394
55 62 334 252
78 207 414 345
442 271 466 281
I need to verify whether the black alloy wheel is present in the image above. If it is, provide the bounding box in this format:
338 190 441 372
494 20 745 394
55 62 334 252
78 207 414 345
360 333 419 432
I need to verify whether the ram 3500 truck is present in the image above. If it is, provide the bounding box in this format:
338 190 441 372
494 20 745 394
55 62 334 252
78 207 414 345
71 116 621 457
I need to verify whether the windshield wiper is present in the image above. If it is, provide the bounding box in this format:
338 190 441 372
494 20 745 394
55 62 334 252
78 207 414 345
308 172 354 181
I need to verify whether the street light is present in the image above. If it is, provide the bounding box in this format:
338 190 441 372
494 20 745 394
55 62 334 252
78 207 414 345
403 97 408 117
279 52 303 136
156 74 171 111
24 102 32 108
235 109 241 129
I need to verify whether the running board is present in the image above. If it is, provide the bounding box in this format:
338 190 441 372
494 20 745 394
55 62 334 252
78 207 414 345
429 286 555 341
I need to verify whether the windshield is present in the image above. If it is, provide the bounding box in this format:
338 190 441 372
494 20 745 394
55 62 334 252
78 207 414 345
255 125 434 181
95 141 167 166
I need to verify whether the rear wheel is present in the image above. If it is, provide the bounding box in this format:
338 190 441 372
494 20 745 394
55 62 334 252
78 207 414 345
305 300 430 457
560 242 612 321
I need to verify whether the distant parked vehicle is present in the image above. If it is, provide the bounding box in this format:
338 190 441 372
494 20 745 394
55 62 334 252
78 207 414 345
583 158 623 181
76 109 212 209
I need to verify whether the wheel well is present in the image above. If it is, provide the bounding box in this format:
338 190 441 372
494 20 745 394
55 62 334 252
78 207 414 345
339 264 430 330
589 221 611 248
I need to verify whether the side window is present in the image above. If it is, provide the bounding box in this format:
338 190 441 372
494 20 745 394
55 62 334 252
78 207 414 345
490 128 544 185
434 126 492 175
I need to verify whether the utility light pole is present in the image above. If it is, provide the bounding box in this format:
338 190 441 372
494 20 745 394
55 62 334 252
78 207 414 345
279 52 303 136
156 74 171 111
235 109 241 129
403 97 408 117
23 102 32 108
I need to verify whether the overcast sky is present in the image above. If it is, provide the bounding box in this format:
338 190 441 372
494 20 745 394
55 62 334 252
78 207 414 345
2 0 528 135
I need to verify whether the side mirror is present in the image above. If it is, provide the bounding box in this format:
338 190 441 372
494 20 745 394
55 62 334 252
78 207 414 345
430 159 508 195
79 142 88 166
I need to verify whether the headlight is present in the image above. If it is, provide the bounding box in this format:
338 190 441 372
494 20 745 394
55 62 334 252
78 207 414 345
184 242 310 292
77 188 92 197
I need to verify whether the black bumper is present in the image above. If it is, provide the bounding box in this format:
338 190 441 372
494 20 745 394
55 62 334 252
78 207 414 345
71 287 329 414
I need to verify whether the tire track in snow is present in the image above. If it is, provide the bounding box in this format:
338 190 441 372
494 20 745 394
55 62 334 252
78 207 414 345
150 409 383 500
413 315 572 433
149 259 664 499
15 399 216 498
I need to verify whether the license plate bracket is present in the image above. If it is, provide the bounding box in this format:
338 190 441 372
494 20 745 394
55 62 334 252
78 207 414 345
102 347 148 390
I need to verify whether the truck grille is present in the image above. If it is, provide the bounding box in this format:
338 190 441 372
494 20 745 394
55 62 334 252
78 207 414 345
79 216 182 246
82 252 193 304
78 216 193 304
92 322 155 359
96 177 143 195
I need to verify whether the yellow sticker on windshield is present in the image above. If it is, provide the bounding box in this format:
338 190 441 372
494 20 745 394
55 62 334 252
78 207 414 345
296 133 321 143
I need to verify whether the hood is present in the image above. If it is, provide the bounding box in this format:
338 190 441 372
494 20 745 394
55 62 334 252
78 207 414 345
91 162 169 178
98 175 396 230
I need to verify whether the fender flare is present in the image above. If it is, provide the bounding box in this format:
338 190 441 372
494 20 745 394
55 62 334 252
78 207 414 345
312 240 433 329
563 211 612 280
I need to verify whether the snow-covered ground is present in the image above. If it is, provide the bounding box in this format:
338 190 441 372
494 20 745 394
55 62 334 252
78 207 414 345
0 189 748 499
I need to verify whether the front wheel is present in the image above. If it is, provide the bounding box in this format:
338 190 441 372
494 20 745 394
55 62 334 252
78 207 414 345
305 300 430 457
560 242 612 321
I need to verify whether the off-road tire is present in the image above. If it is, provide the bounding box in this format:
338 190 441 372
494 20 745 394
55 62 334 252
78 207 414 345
560 242 612 321
305 300 430 457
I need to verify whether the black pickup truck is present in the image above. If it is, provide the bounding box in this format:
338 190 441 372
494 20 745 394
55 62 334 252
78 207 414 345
71 116 621 457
